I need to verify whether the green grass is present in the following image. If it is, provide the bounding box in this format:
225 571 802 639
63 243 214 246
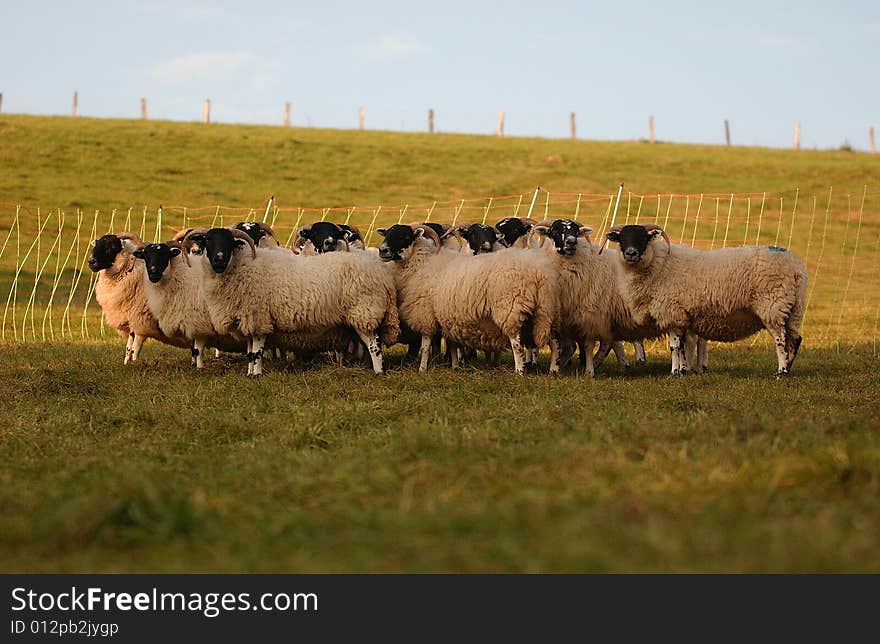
1 114 879 572
1 343 879 572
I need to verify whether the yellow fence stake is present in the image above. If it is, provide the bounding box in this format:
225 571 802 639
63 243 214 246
689 194 704 247
710 197 720 250
573 193 582 221
787 188 799 250
679 195 690 243
481 197 493 225
25 213 62 341
721 193 734 248
837 186 866 352
364 206 383 246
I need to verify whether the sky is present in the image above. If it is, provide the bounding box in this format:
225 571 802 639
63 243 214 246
1 0 878 150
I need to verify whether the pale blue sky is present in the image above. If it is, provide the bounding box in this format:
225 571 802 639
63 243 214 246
1 1 877 149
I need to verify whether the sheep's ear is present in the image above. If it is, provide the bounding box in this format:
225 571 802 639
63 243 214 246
133 249 145 259
578 226 593 238
605 230 620 242
456 225 469 235
169 247 181 257
533 225 550 236
375 228 387 238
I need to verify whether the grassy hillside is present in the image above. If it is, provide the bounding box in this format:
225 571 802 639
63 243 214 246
1 114 878 210
1 114 879 573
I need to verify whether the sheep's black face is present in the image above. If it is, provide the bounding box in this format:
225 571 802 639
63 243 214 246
133 243 181 283
198 228 245 274
423 223 447 243
495 218 531 247
607 225 650 266
234 221 268 245
459 223 497 255
301 222 347 253
376 225 416 261
545 219 586 256
88 234 123 272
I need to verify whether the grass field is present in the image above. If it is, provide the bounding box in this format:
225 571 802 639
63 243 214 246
1 114 879 572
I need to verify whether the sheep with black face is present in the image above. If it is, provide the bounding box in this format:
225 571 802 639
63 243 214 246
133 241 245 367
377 223 559 374
532 219 668 376
181 226 399 376
89 232 189 364
292 222 366 255
234 221 283 249
602 223 807 377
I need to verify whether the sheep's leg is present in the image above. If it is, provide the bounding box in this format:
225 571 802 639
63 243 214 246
669 331 689 375
246 337 254 376
611 341 630 370
123 332 135 365
449 342 460 369
418 335 432 373
248 335 266 377
768 326 789 378
214 348 221 359
697 337 709 374
357 330 383 375
633 340 646 365
130 334 146 363
582 339 595 377
593 341 613 369
559 338 575 368
192 338 206 369
785 331 802 371
549 331 561 375
509 333 526 375
684 333 698 370
578 340 588 370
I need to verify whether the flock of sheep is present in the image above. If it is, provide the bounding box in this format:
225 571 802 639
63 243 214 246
88 212 807 378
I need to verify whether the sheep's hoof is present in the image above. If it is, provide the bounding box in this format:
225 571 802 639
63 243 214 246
775 369 789 379
247 372 263 378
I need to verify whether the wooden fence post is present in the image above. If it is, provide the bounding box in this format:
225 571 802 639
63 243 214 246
72 91 78 118
724 119 731 146
203 99 211 124
648 115 655 144
0 92 3 113
497 111 505 137
570 112 576 140
283 101 291 127
358 106 365 130
793 122 800 150
428 108 434 133
140 97 147 120
870 126 876 153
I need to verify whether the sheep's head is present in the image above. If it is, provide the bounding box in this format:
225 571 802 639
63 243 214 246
533 219 592 256
338 224 365 249
293 221 351 254
455 223 497 255
601 224 670 266
376 223 441 262
182 227 255 274
88 232 145 272
133 242 182 283
234 221 280 248
495 217 535 248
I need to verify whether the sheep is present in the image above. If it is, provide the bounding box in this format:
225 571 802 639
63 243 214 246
233 221 284 249
376 223 559 375
132 240 245 367
452 222 501 255
89 232 189 364
292 222 365 255
531 219 673 377
601 223 807 377
181 227 399 376
495 217 547 249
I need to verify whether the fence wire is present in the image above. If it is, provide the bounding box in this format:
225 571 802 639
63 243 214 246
0 187 877 353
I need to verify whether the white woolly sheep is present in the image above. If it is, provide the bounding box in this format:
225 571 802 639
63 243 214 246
133 241 245 367
89 232 189 364
376 223 559 374
181 227 399 376
532 219 671 377
601 224 807 377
